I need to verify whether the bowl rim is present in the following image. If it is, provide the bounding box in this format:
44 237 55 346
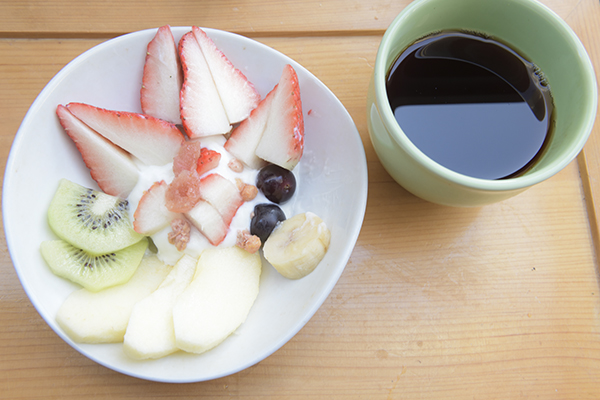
373 0 598 191
3 26 368 382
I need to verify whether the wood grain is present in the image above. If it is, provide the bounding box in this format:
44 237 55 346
1 0 600 399
0 0 584 37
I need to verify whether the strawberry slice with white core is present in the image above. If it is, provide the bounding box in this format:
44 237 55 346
224 89 275 169
255 64 304 170
133 180 181 235
184 200 228 246
198 173 243 225
192 27 260 124
66 102 185 166
179 31 230 138
141 25 183 124
56 105 139 198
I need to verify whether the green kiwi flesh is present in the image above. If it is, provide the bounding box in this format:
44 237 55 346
47 179 144 255
41 238 149 291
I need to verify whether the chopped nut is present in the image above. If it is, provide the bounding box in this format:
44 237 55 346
168 218 191 251
228 158 244 173
235 178 245 191
235 178 258 201
236 230 261 254
240 184 258 202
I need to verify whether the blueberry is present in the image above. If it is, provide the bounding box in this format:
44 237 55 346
256 164 296 204
250 203 286 244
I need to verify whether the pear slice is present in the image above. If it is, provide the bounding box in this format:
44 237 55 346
173 246 262 354
123 254 197 360
55 255 172 344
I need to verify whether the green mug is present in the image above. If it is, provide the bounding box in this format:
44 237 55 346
367 0 597 207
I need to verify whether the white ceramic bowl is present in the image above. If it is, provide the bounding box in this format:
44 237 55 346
3 27 368 382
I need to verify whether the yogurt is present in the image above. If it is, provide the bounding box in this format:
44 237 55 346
127 135 298 266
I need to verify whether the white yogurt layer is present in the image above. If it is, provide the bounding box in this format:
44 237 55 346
127 135 298 266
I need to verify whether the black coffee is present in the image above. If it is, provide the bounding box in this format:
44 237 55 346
386 31 554 180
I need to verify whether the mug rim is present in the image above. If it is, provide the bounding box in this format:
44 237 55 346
374 0 598 192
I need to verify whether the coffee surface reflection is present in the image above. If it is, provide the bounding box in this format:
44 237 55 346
386 31 554 180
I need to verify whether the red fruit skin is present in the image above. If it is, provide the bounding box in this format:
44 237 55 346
169 172 242 245
254 64 304 170
172 140 203 176
224 88 275 170
196 148 221 176
56 104 139 198
133 180 180 235
141 25 183 124
191 26 260 124
172 140 221 178
65 102 185 166
179 31 231 138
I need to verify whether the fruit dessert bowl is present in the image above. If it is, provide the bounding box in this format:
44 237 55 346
3 27 368 382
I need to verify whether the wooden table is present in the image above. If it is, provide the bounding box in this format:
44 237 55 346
1 1 599 398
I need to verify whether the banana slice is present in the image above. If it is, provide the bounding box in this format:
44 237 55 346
263 212 331 279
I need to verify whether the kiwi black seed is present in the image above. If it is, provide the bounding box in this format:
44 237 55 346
75 188 127 230
41 238 148 291
47 179 144 255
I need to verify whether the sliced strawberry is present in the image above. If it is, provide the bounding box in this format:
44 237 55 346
141 25 183 125
56 105 139 198
192 27 260 124
224 88 275 169
196 148 221 176
179 31 230 138
172 140 221 178
255 64 304 170
184 200 228 245
172 139 203 176
198 173 243 225
165 169 203 213
133 180 181 235
65 102 185 166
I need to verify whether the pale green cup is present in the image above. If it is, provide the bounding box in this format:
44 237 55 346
367 0 597 207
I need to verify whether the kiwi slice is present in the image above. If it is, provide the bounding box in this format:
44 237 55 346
47 179 144 255
41 238 148 291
